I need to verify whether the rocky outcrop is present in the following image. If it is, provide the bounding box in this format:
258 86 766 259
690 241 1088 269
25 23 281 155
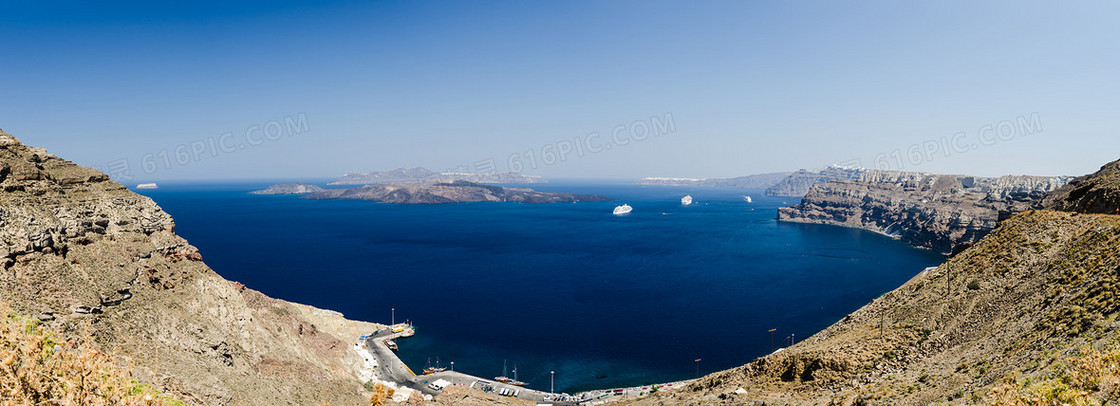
330 167 546 185
0 129 380 405
250 182 326 195
764 166 866 197
1040 158 1120 213
777 170 1071 254
627 161 1120 406
635 172 792 189
308 180 610 204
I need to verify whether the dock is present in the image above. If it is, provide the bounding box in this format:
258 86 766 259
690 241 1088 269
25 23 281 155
354 323 691 404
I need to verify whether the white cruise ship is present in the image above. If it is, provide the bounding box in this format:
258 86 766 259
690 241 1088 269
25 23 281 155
613 204 633 215
681 195 693 206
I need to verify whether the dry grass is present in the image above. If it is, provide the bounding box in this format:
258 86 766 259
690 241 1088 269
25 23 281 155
986 346 1120 405
0 303 182 406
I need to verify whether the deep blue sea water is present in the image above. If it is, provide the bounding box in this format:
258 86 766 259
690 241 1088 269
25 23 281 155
135 180 945 393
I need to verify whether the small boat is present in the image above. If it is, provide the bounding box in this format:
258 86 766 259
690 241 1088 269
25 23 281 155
681 195 692 206
613 204 632 215
423 357 447 375
384 340 398 351
745 196 753 203
495 360 512 383
508 364 527 386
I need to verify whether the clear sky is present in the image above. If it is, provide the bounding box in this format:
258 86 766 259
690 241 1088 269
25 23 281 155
1 1 1117 182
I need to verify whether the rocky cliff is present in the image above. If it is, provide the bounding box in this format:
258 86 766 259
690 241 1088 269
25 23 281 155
307 180 610 204
764 166 865 197
777 170 1070 254
0 128 380 405
626 160 1120 405
1040 158 1120 213
634 172 791 189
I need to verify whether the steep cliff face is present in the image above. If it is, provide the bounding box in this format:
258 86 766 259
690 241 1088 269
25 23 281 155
1040 158 1120 213
764 166 865 197
0 129 379 405
777 170 1070 253
627 162 1120 405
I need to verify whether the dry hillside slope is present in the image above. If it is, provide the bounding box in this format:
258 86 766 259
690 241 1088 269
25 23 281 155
0 128 381 405
628 162 1120 405
1041 158 1120 214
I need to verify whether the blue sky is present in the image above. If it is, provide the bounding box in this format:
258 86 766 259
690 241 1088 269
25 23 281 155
1 1 1117 182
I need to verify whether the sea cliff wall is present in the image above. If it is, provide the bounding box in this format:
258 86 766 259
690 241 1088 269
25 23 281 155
777 169 1071 253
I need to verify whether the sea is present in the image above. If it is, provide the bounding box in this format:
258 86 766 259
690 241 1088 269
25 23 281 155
135 180 945 393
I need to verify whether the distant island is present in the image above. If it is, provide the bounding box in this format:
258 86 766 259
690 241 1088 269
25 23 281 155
635 172 792 189
250 183 326 195
330 167 546 185
305 180 609 204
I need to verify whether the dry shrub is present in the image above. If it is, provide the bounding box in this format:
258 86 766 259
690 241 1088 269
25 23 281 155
986 347 1120 405
368 383 394 406
0 303 182 405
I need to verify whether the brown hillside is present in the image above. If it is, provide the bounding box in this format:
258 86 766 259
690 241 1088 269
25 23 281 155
0 128 380 405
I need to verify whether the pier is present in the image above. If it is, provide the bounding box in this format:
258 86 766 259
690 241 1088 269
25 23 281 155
354 323 690 404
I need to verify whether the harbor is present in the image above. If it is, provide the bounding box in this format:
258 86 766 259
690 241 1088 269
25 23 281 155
353 323 692 404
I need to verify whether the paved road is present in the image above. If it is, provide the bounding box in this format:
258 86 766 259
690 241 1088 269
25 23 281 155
363 326 582 404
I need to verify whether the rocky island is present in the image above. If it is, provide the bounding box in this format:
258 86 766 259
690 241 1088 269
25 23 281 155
777 169 1071 254
307 180 610 204
249 182 326 195
635 171 792 189
330 167 546 185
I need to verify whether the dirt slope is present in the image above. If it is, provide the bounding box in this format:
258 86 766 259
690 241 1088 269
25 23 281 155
0 128 381 405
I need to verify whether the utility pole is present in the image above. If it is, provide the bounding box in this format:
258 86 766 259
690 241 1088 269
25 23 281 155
694 359 701 379
769 328 776 353
945 264 951 297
